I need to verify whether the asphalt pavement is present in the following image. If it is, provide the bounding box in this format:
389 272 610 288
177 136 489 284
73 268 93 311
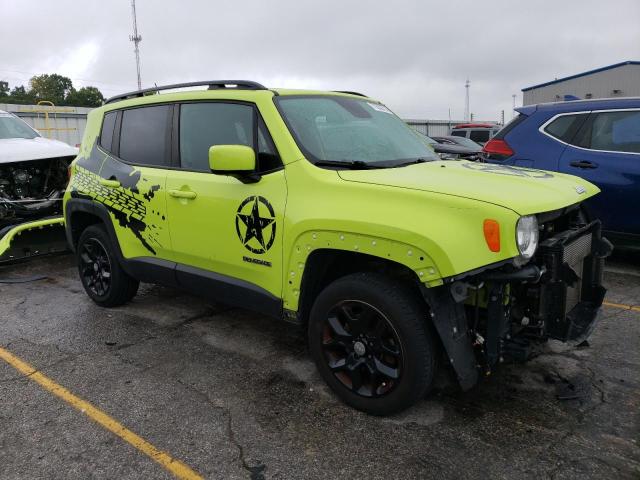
0 253 638 479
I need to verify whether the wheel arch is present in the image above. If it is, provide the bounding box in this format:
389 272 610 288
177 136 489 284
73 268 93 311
65 198 126 262
286 230 444 321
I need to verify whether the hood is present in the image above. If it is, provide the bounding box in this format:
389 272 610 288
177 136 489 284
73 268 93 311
0 137 78 164
337 160 599 216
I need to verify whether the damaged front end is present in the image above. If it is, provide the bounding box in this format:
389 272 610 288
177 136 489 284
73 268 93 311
425 206 613 390
0 157 73 262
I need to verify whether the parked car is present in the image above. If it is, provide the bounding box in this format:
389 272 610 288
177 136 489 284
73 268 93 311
450 123 501 145
483 97 640 248
420 134 481 160
0 110 77 261
64 80 610 415
431 135 482 160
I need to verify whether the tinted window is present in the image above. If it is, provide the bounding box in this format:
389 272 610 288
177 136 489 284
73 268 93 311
180 103 254 171
450 130 466 138
100 111 117 152
470 130 490 143
544 114 586 143
590 111 640 154
119 105 170 166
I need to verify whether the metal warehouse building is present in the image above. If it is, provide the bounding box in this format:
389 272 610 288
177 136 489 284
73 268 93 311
522 60 640 105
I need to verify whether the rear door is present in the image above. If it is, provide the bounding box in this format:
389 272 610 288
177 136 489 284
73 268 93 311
95 105 172 260
558 109 640 235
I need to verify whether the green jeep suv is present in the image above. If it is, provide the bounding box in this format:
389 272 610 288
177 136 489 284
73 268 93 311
63 81 611 415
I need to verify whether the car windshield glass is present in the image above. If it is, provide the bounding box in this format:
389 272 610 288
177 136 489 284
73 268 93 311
451 137 481 148
276 96 438 167
0 114 39 140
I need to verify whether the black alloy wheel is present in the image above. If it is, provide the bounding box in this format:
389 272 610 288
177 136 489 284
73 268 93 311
76 224 139 307
322 300 403 398
309 272 437 415
79 238 112 297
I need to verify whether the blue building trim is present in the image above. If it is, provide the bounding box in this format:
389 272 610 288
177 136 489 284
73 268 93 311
522 60 640 92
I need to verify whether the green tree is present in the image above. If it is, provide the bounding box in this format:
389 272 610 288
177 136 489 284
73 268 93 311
65 86 105 107
29 74 73 105
8 85 36 105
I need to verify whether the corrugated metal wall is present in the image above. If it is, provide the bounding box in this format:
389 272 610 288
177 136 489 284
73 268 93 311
523 64 640 105
0 103 90 147
405 119 498 137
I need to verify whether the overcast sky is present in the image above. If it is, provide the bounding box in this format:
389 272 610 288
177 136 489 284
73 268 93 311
1 0 639 120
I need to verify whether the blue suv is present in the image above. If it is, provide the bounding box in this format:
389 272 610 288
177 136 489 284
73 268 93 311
483 98 640 247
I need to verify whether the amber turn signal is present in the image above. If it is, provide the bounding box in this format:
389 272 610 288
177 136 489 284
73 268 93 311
483 219 500 252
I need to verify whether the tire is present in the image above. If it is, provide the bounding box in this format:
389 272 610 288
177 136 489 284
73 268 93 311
76 224 139 307
308 272 436 415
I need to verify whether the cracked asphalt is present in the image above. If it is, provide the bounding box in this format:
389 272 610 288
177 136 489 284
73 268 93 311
0 253 638 479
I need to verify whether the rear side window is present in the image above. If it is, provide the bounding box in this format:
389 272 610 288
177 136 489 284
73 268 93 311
179 103 254 171
470 130 490 143
588 111 640 154
450 130 466 138
543 113 588 144
119 105 171 167
99 111 117 152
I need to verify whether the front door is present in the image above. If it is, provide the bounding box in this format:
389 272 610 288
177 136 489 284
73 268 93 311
559 109 640 236
165 101 287 300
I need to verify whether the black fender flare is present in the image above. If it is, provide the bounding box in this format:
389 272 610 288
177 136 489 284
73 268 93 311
421 285 479 391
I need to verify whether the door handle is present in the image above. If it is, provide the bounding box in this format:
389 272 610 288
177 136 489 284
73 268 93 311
99 178 120 188
570 160 598 169
168 189 197 200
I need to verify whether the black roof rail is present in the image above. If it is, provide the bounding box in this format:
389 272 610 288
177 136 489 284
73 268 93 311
105 80 268 104
333 90 368 97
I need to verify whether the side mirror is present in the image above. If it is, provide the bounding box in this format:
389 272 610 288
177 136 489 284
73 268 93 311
209 145 259 183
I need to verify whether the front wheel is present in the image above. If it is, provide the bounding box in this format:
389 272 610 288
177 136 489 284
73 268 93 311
308 272 437 415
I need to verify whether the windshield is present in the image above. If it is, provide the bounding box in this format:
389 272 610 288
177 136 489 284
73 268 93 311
450 137 481 148
276 96 438 167
0 114 39 140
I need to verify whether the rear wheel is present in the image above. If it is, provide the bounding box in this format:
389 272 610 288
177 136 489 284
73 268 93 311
77 225 139 307
308 272 436 415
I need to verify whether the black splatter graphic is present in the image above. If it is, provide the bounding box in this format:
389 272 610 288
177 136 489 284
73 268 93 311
143 185 160 201
70 146 165 255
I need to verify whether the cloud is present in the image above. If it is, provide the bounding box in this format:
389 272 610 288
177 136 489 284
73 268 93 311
1 0 639 119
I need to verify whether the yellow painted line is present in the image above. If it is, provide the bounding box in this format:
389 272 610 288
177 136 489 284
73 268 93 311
603 301 640 313
0 346 203 480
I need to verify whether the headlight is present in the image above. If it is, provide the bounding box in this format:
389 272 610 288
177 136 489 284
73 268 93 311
516 215 539 259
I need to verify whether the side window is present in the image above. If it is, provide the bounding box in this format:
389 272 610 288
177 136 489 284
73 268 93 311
119 105 171 166
543 114 587 143
450 130 465 138
100 111 117 152
589 111 640 154
470 130 490 143
179 103 254 171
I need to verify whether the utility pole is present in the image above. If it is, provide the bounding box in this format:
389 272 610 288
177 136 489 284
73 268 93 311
129 0 142 90
512 94 516 119
464 79 470 122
